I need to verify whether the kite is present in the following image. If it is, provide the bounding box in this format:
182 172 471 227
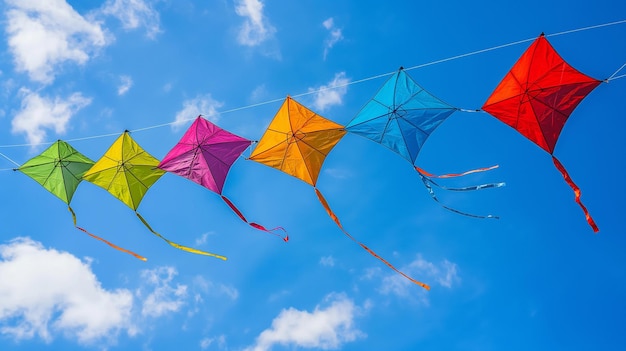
249 96 429 289
158 116 287 241
346 67 504 218
16 140 146 260
482 33 601 232
82 131 227 259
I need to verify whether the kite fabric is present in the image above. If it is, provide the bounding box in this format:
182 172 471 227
16 140 146 261
482 33 601 232
249 96 430 290
82 131 227 259
158 115 287 241
346 67 504 219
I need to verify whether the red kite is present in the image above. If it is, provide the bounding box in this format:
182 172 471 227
483 33 601 232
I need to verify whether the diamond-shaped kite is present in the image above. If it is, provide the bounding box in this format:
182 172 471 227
250 96 429 289
158 116 287 240
482 33 602 232
17 140 146 260
83 131 226 259
346 67 504 218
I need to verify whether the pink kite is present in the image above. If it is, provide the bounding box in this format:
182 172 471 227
159 116 287 241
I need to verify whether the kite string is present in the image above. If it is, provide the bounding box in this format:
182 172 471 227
0 152 20 167
0 19 624 149
606 62 626 81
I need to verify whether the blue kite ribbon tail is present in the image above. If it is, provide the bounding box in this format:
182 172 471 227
314 187 430 290
221 195 289 242
417 174 499 219
415 165 499 178
420 173 506 192
68 206 147 261
135 211 228 260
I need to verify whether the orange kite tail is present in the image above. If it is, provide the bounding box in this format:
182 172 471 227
314 188 430 290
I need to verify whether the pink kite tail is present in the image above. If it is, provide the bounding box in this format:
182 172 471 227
221 195 288 242
68 206 147 261
314 188 430 290
551 156 599 233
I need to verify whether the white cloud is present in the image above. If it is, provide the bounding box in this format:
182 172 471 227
377 254 460 303
172 94 223 131
319 256 335 267
235 0 276 46
308 72 350 112
139 267 188 318
244 293 365 351
100 0 161 39
5 0 108 84
11 89 92 146
117 75 133 95
0 238 134 344
322 18 343 60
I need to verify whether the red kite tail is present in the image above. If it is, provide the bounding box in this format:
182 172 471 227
314 188 430 290
221 195 289 242
415 164 499 178
68 206 147 261
417 174 499 219
551 156 599 233
135 211 228 260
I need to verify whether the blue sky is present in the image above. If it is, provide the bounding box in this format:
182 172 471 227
0 1 625 350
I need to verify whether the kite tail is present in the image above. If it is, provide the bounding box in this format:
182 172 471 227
417 174 499 219
135 211 228 260
415 165 505 192
415 165 499 178
551 156 599 232
67 206 147 261
419 173 506 192
314 188 430 290
221 195 289 242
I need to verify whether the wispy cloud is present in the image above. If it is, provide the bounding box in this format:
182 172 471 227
0 238 135 344
117 75 133 95
5 0 108 84
376 254 460 304
11 88 91 146
308 72 350 112
319 256 336 267
139 267 188 318
244 293 365 351
200 334 227 350
323 167 352 180
172 94 223 131
100 0 161 39
235 0 276 46
322 18 344 60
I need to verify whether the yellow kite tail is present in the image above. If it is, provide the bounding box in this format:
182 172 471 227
135 211 227 260
68 206 147 261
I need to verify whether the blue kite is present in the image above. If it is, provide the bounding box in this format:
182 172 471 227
346 67 504 218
